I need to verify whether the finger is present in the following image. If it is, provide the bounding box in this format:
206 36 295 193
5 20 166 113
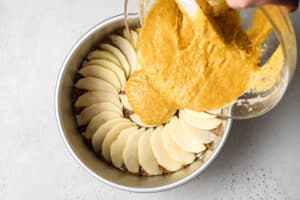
226 0 257 9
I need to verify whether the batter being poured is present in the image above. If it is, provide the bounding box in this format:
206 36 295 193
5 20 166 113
125 0 277 125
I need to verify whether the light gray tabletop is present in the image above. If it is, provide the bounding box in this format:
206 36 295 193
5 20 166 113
0 0 299 199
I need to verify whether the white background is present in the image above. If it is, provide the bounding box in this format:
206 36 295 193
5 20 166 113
0 0 299 199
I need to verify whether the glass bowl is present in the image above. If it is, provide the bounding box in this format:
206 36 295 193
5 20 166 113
124 0 297 119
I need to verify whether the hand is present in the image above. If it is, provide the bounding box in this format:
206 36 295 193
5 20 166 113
226 0 299 11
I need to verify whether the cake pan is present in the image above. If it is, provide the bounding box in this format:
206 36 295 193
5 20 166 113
55 14 233 193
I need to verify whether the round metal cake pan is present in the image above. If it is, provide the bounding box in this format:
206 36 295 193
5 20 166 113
55 14 233 193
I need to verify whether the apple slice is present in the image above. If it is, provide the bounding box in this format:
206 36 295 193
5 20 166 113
119 94 132 110
119 96 156 127
119 94 157 127
83 59 126 89
138 128 161 176
111 126 138 169
122 29 139 48
92 118 129 153
102 121 135 162
206 109 223 115
75 77 118 95
180 109 219 120
79 65 122 91
213 136 223 150
110 35 137 74
87 50 120 66
161 123 195 165
74 90 122 109
84 111 121 140
122 29 131 42
203 150 213 162
76 102 122 126
151 126 182 172
99 44 130 77
123 128 145 173
130 114 156 128
130 30 138 48
179 110 222 130
179 116 216 144
168 117 206 153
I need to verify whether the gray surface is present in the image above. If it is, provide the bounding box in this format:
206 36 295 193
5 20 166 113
0 0 299 199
